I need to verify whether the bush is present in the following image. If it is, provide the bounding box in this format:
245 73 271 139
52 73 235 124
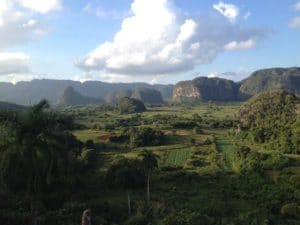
188 159 205 167
158 210 214 225
261 153 291 170
289 175 300 189
231 146 262 173
85 139 95 149
128 127 165 147
80 148 97 168
117 97 146 114
193 126 203 134
281 203 300 218
125 213 148 225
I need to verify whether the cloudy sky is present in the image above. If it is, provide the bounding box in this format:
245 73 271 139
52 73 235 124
0 0 300 84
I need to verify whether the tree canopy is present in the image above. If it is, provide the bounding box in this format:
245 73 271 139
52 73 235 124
0 100 81 221
236 90 297 152
117 97 146 114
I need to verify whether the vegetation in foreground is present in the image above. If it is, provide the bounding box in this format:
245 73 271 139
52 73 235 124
0 90 299 225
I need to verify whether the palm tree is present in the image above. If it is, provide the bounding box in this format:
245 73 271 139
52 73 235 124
106 158 144 215
139 150 159 206
0 100 80 225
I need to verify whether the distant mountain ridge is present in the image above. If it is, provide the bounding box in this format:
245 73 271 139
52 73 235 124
173 67 300 102
1 67 299 105
0 79 174 105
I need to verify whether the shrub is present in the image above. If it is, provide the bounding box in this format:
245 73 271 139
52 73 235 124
85 139 95 149
193 126 203 134
281 203 300 218
117 97 146 114
125 213 148 225
289 175 300 189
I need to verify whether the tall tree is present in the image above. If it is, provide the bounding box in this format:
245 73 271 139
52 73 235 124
0 100 80 225
106 158 144 215
139 150 159 206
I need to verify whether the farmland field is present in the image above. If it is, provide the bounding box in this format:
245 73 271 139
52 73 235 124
165 148 193 166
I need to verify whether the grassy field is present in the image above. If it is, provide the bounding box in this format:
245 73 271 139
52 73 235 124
165 148 192 166
216 135 234 169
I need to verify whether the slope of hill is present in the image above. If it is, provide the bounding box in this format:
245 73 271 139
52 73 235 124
129 88 164 105
58 86 104 106
105 90 133 105
239 67 300 96
0 101 26 111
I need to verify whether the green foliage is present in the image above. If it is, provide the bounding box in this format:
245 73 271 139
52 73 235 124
261 153 291 170
281 203 300 218
289 175 300 189
165 149 192 166
117 97 146 114
231 146 262 173
236 90 297 152
237 90 296 131
139 150 159 173
79 148 97 169
127 127 165 147
158 210 214 225
0 100 81 197
239 67 300 96
106 158 145 190
124 213 148 225
0 100 299 225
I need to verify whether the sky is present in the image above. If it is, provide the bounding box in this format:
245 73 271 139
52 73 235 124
0 0 300 84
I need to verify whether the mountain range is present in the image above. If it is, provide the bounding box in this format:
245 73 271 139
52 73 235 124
0 80 173 106
0 67 299 106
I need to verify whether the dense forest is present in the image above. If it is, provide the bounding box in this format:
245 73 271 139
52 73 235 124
0 90 299 225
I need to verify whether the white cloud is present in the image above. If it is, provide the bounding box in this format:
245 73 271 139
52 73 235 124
22 19 37 28
213 1 239 23
17 0 61 14
0 73 38 84
0 52 30 75
294 1 300 11
224 39 256 50
76 0 266 80
0 0 60 81
290 17 300 28
207 72 218 78
204 69 251 81
0 0 52 50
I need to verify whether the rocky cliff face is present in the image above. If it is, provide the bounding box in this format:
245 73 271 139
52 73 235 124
173 77 239 102
173 81 200 99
